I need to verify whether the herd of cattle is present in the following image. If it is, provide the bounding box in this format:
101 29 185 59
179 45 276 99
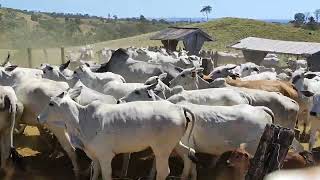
0 46 319 180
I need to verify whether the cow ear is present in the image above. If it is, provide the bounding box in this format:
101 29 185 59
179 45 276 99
147 90 154 98
4 95 12 113
305 73 317 79
5 65 18 72
301 90 314 97
47 66 53 71
57 92 66 98
174 67 184 73
196 68 204 73
59 60 70 70
158 73 167 81
68 86 83 100
146 81 159 90
84 63 90 67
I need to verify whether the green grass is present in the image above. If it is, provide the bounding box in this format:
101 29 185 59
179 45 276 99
0 7 168 49
197 18 320 50
2 17 320 68
92 17 320 51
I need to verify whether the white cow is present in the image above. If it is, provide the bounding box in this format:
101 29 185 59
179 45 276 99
0 86 23 169
287 59 308 71
73 64 126 91
290 69 320 149
241 72 278 81
122 86 299 129
261 54 279 67
176 103 274 180
38 92 196 180
208 65 239 80
169 67 210 90
95 48 184 85
265 166 320 180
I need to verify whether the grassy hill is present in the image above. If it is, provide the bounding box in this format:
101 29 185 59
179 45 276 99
95 18 320 51
0 7 169 49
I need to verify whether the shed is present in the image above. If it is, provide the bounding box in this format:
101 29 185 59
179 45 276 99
150 27 213 55
229 37 320 71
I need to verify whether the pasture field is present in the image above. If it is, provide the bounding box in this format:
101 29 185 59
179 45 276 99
1 18 320 68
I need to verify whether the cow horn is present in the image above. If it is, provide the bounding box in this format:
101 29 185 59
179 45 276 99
59 60 71 70
146 81 159 90
1 52 10 67
227 66 237 70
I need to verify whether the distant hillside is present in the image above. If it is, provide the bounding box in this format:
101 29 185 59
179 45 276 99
0 7 169 49
96 18 320 51
197 18 320 50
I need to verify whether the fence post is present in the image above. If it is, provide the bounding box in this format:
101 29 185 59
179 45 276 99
27 48 32 68
245 124 294 180
61 47 65 64
43 49 48 63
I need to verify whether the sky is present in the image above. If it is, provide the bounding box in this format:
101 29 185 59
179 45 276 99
0 0 318 20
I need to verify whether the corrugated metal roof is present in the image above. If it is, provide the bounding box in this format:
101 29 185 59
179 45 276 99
230 37 320 56
150 27 213 41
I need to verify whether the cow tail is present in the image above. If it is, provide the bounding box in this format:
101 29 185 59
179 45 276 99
6 96 23 169
261 106 275 124
182 107 198 163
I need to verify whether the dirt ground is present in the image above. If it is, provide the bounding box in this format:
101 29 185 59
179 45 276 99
1 126 218 180
1 125 315 180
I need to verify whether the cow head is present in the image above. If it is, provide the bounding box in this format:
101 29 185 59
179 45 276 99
169 67 205 90
59 60 71 71
118 82 163 103
300 90 320 117
239 62 260 77
209 65 239 80
37 87 82 127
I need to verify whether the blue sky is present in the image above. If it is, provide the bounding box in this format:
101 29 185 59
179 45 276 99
0 0 318 19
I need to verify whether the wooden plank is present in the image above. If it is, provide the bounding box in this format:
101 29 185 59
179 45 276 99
245 124 294 180
61 47 65 64
27 48 32 68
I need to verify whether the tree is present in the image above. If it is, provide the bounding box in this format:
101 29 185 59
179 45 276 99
306 16 318 30
139 15 147 22
113 15 118 21
294 13 305 25
304 12 311 22
314 9 320 22
200 5 212 21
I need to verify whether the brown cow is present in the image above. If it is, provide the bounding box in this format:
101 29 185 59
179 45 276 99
212 145 252 180
213 147 316 180
225 78 299 101
282 151 315 169
224 78 310 132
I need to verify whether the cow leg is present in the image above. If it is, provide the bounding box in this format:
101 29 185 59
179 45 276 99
148 159 156 179
48 126 80 179
0 136 6 169
153 150 170 180
1 129 13 169
89 158 100 180
174 140 196 180
309 128 318 150
99 154 114 180
120 153 130 178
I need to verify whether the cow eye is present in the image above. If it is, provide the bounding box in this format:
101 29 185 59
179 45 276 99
74 71 77 74
181 74 186 77
49 102 54 106
217 71 221 74
134 91 140 95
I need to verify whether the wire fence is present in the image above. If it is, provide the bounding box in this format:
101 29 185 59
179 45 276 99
0 45 103 68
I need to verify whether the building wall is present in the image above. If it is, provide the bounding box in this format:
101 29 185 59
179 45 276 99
307 52 320 71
